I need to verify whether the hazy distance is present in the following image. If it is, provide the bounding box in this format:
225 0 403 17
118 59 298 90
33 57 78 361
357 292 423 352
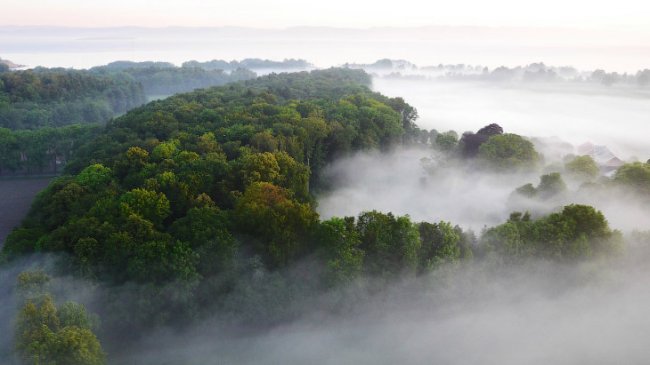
2 26 650 72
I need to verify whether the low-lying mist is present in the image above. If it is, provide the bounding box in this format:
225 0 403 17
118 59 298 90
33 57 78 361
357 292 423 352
317 147 650 232
102 250 650 365
372 78 650 160
4 239 650 364
317 147 531 230
0 256 99 361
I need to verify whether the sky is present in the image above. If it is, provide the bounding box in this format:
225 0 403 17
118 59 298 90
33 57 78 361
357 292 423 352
2 0 649 72
2 0 650 31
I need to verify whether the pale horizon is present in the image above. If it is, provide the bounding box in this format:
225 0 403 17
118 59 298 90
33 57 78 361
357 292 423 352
2 0 650 32
2 25 649 73
3 0 650 72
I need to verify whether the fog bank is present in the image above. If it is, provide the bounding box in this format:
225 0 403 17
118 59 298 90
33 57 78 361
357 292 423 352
3 26 650 72
316 147 650 232
372 78 650 160
112 255 650 365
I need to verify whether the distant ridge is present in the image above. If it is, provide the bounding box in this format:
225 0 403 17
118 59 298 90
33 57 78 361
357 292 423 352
0 57 23 69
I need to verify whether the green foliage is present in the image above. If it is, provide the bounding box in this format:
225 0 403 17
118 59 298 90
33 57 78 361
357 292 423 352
5 68 626 344
239 152 281 186
614 162 650 194
0 69 145 129
151 139 180 161
76 164 113 190
483 220 526 257
459 123 504 157
15 297 105 365
170 206 237 275
16 271 51 301
57 302 98 330
0 124 101 175
515 183 537 198
0 127 19 173
482 205 621 260
516 172 567 199
127 239 198 283
478 133 539 170
3 227 46 257
434 131 459 153
418 221 462 271
120 188 171 227
2 69 413 283
537 172 567 198
14 273 105 365
565 155 599 181
48 326 105 365
91 61 258 97
315 217 364 285
234 182 319 267
182 58 312 71
356 211 421 277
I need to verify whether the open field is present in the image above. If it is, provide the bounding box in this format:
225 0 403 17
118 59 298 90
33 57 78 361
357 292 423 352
0 177 52 245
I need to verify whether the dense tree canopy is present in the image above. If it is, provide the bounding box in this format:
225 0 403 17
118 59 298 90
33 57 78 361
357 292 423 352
15 272 105 365
0 69 146 129
0 124 101 175
515 172 567 199
434 131 459 153
182 58 312 71
459 123 504 157
90 62 257 97
356 211 420 277
482 205 621 260
614 162 650 195
3 69 413 283
565 155 599 181
417 221 462 271
477 133 539 170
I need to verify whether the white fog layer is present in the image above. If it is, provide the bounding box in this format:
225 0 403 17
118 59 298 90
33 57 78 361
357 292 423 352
317 147 531 229
110 257 650 365
372 78 650 160
317 147 650 232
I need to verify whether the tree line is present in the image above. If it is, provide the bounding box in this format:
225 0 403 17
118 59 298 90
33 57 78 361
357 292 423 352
0 59 311 133
0 125 101 175
181 58 312 71
90 62 257 97
0 69 146 130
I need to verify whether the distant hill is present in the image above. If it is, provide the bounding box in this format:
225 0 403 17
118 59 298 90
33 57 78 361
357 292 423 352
90 61 258 97
182 58 313 71
0 68 146 129
0 57 23 70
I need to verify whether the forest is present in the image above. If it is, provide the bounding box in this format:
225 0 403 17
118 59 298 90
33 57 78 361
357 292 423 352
0 68 145 130
89 62 257 97
0 58 311 131
181 58 312 71
2 68 648 364
0 59 311 175
348 59 650 87
0 125 101 175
